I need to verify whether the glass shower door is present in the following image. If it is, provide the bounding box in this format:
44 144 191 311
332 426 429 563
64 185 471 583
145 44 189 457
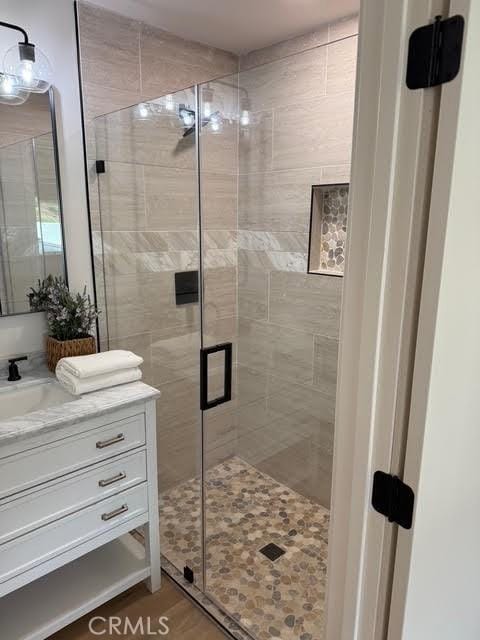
198 32 354 638
94 86 205 588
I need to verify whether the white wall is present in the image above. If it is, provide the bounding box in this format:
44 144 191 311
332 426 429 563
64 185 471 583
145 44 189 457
0 0 92 358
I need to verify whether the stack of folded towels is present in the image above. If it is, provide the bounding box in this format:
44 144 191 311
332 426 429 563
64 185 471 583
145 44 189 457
56 350 143 396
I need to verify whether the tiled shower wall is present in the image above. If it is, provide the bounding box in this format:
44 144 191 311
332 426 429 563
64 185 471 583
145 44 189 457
76 1 239 491
236 16 358 506
77 1 358 506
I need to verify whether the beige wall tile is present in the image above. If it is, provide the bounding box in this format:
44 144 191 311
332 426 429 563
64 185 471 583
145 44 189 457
326 36 358 96
204 394 237 451
239 110 273 174
239 47 326 111
239 169 321 231
201 173 237 230
78 2 141 94
203 315 237 351
144 165 197 231
328 14 359 42
253 439 332 506
238 267 268 320
203 267 237 324
322 164 351 183
200 121 238 175
237 418 291 465
83 82 141 121
104 273 152 339
101 231 169 256
97 162 145 231
313 334 339 399
240 26 329 71
236 365 268 408
155 381 201 489
238 317 314 384
96 104 196 168
238 251 305 277
140 24 238 100
269 271 342 337
267 375 335 450
151 324 200 385
273 91 355 170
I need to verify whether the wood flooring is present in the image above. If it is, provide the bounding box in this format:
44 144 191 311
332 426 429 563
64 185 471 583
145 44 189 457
48 573 228 639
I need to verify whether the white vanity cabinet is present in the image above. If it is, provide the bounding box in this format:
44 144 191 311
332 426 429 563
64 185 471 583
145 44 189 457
0 390 160 640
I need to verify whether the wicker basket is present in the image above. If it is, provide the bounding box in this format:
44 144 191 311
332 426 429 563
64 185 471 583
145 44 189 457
46 335 96 372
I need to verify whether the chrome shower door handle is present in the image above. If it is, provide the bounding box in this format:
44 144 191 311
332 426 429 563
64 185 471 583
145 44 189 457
200 343 232 411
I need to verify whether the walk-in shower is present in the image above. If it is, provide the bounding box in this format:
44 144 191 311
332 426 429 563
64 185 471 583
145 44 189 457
92 29 357 640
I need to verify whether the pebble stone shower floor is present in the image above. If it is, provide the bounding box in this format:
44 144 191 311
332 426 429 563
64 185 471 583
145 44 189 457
160 457 330 640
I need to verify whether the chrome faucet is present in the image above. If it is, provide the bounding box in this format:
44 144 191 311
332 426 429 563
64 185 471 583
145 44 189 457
7 355 28 382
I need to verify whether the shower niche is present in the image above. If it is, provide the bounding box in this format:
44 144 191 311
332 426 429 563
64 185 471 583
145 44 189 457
308 183 349 276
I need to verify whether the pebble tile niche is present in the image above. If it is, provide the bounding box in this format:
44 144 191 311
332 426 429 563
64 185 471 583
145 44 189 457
308 184 349 276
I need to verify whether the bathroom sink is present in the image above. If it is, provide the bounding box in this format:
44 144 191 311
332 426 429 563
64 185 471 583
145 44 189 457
0 381 77 421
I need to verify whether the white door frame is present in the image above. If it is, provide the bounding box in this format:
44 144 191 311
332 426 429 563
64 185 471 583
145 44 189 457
327 1 450 638
388 0 480 637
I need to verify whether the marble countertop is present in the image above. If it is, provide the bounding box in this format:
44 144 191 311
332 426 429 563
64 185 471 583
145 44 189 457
0 372 160 447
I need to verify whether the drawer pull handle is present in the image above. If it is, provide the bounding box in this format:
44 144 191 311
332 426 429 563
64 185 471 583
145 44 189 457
96 433 125 449
101 504 128 521
98 472 126 487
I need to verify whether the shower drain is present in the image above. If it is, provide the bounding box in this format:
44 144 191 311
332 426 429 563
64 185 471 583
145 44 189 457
259 542 286 561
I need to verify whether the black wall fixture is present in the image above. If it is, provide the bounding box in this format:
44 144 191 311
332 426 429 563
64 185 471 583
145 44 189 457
175 271 199 306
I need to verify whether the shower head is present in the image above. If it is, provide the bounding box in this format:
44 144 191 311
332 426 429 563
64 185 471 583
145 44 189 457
181 109 222 138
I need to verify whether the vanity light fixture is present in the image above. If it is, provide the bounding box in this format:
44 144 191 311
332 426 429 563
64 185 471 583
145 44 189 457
209 112 223 133
164 94 175 112
240 96 251 127
202 84 214 118
0 21 53 94
137 102 150 119
0 72 29 105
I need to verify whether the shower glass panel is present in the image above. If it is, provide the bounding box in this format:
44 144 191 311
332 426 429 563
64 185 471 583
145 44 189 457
94 87 204 588
93 30 356 640
198 42 353 638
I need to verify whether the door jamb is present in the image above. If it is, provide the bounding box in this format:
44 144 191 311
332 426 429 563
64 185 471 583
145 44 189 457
326 1 447 638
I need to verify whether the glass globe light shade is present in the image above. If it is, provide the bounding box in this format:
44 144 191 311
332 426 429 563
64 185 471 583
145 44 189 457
4 43 53 93
209 112 223 134
164 94 175 112
134 102 150 120
0 72 29 105
240 109 250 127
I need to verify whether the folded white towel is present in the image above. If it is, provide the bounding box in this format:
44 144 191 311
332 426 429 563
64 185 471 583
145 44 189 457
56 366 142 396
57 350 143 379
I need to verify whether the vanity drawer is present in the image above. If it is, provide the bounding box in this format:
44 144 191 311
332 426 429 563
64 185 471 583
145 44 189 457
0 413 145 500
0 482 148 586
0 449 147 545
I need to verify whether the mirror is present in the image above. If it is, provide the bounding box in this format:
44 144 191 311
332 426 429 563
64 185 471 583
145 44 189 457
0 88 66 316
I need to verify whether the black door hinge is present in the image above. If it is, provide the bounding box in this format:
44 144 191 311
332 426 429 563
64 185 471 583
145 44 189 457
406 14 464 90
372 471 415 530
96 160 106 174
183 566 194 584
